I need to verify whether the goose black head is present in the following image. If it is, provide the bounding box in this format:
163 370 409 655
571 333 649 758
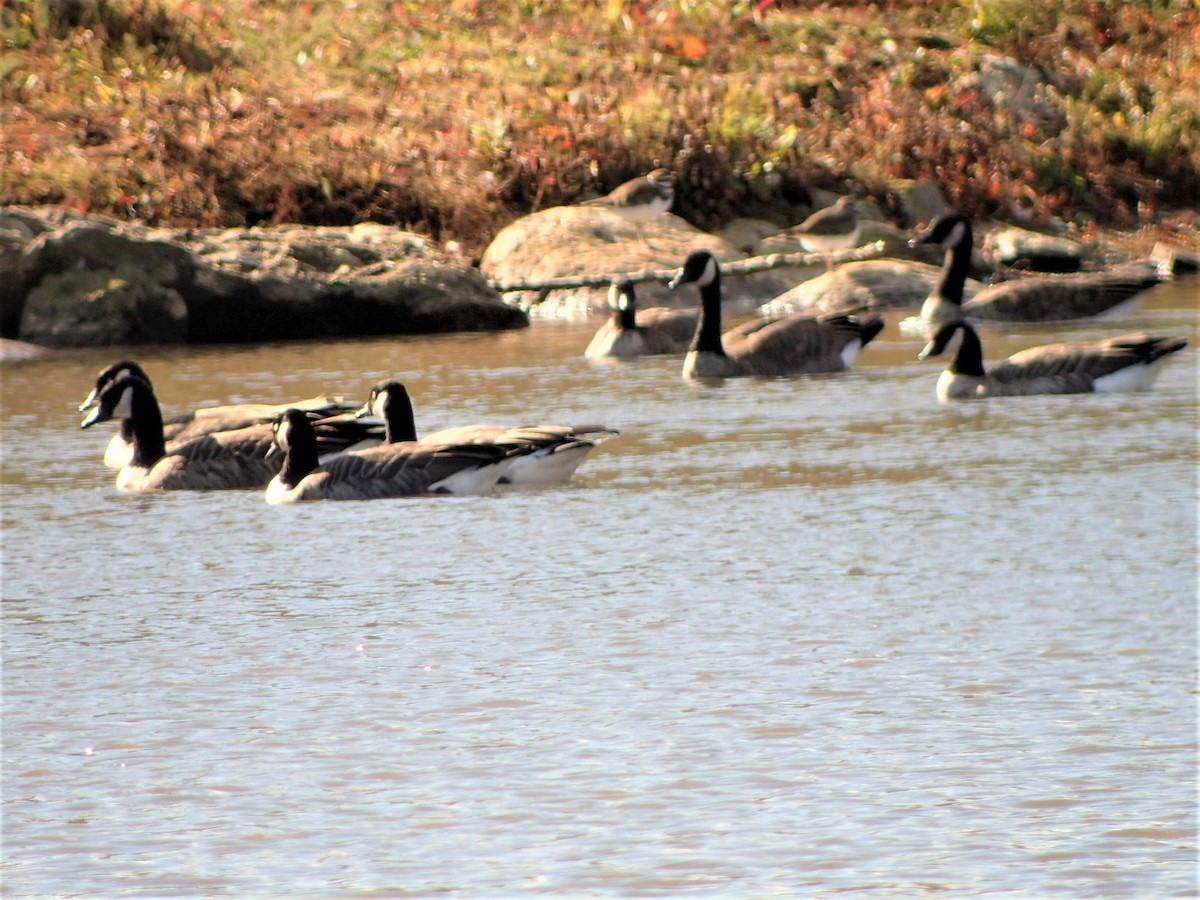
668 251 719 290
80 374 147 429
918 320 972 361
79 359 150 412
911 213 973 251
357 380 410 420
270 407 314 456
611 279 637 311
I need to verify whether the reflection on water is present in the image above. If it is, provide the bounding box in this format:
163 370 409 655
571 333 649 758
2 279 1197 897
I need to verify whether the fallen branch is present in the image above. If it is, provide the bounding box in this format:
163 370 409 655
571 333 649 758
487 240 888 294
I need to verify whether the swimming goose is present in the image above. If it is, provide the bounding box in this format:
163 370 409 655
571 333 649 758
918 319 1188 401
265 408 515 504
791 196 862 270
81 374 283 492
584 280 698 359
912 213 1164 324
667 250 884 379
358 380 619 486
80 360 360 469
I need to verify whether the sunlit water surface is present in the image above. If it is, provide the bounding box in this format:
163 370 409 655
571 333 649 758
3 281 1197 897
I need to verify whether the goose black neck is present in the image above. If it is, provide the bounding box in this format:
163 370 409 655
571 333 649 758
127 381 167 467
689 270 727 356
279 414 321 487
384 391 418 443
936 220 973 305
949 324 986 377
618 302 637 332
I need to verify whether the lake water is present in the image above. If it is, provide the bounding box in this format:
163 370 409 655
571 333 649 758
2 279 1197 897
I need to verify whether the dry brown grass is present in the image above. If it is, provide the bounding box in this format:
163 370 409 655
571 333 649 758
3 0 1198 257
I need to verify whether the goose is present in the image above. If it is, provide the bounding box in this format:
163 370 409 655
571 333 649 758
357 380 619 486
81 374 284 492
80 360 360 469
584 280 697 358
791 195 862 270
918 319 1188 401
265 408 516 504
667 250 885 379
911 213 1164 325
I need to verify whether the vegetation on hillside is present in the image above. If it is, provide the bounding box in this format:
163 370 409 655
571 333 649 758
3 0 1198 257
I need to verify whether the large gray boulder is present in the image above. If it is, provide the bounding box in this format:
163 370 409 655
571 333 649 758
0 208 527 348
480 206 797 317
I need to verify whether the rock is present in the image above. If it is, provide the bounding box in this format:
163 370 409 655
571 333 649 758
759 259 983 316
21 267 188 346
982 225 1085 272
0 338 52 364
0 207 100 337
167 222 524 341
1150 242 1200 276
716 218 782 254
480 206 794 316
0 207 527 347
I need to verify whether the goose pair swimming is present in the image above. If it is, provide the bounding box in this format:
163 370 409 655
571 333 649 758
265 383 617 502
587 252 883 377
912 213 1164 326
80 360 363 470
919 320 1187 401
80 371 385 492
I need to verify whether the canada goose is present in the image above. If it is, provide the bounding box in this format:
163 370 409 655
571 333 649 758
918 319 1188 401
265 408 516 504
80 360 360 469
581 168 674 245
791 196 862 270
584 280 697 358
358 380 619 487
667 250 885 379
81 374 283 492
912 213 1163 324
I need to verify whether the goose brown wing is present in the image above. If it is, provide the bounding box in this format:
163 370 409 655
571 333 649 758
725 314 867 375
635 307 699 351
965 270 1161 321
423 424 617 450
989 334 1171 388
165 396 356 441
313 442 508 499
152 424 280 489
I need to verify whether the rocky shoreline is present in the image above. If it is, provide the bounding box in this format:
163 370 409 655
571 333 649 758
0 207 528 352
3 184 1193 360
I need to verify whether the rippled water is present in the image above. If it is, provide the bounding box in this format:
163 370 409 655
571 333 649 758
3 280 1197 897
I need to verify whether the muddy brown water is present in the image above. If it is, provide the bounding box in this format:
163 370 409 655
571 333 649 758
2 280 1196 896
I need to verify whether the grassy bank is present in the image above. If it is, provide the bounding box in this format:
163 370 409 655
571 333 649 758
3 0 1198 258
